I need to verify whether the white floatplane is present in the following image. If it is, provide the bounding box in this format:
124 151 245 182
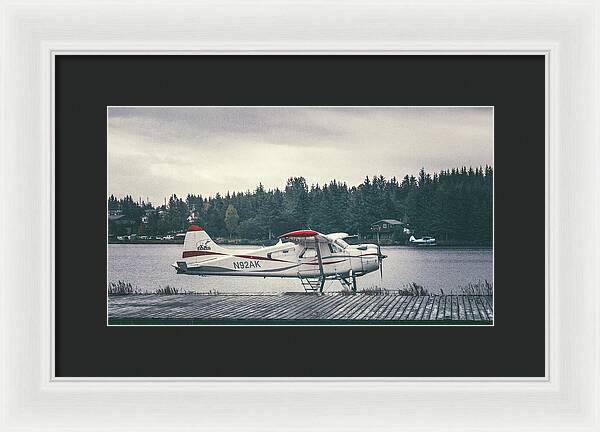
408 235 436 246
172 225 387 292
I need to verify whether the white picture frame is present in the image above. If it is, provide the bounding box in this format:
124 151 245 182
1 1 598 430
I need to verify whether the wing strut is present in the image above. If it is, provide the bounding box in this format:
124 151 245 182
314 238 325 293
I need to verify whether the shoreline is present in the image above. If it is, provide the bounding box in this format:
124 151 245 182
107 239 493 248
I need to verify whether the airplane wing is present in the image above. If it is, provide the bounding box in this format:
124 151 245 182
278 229 347 244
278 229 320 239
323 232 351 242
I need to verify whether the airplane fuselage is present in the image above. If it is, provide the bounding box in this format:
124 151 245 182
174 242 380 278
172 226 384 291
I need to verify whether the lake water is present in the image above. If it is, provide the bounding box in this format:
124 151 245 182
108 244 493 294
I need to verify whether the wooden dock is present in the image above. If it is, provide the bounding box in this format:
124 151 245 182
108 293 493 325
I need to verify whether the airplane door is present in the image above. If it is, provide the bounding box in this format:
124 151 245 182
329 242 352 275
297 241 326 278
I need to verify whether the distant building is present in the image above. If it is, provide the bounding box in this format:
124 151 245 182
371 219 404 231
369 219 407 241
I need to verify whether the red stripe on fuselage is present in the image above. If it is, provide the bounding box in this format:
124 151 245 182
182 250 291 263
235 254 291 263
182 250 224 258
182 251 376 261
304 259 346 266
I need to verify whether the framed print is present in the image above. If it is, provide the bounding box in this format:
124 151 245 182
1 1 599 431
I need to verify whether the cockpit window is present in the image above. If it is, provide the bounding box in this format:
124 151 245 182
334 239 349 249
300 246 317 259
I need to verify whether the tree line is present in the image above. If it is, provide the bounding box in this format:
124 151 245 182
108 166 493 245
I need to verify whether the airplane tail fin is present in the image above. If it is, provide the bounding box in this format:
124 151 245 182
182 225 228 259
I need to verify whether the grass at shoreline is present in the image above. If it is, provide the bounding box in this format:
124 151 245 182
108 279 493 297
108 280 197 296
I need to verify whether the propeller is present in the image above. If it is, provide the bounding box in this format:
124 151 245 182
376 236 387 280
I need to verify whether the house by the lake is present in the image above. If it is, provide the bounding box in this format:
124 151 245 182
369 219 410 242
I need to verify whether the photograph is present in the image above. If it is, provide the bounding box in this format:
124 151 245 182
107 106 494 325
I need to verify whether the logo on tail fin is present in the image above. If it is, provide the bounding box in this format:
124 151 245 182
196 239 212 251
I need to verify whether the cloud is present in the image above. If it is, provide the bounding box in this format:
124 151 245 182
108 107 343 148
108 107 493 204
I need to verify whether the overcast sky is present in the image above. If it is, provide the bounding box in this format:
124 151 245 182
108 106 493 205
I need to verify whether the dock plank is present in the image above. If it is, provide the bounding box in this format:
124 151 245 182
443 296 453 321
408 296 426 320
483 296 494 321
458 296 467 321
475 296 489 321
389 296 414 320
235 295 289 319
399 297 418 320
261 295 311 319
108 293 493 324
373 295 405 320
383 296 410 320
328 294 367 320
232 295 286 319
469 296 481 321
437 296 446 320
430 295 440 320
419 296 433 321
451 296 459 321
356 295 392 320
463 295 474 321
284 295 338 320
315 295 354 320
367 296 398 320
342 295 380 320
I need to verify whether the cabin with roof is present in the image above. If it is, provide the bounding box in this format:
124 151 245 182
369 219 409 242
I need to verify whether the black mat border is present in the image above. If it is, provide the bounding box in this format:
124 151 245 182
55 55 545 377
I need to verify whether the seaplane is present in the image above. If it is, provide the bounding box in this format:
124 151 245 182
172 225 387 292
409 235 437 246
